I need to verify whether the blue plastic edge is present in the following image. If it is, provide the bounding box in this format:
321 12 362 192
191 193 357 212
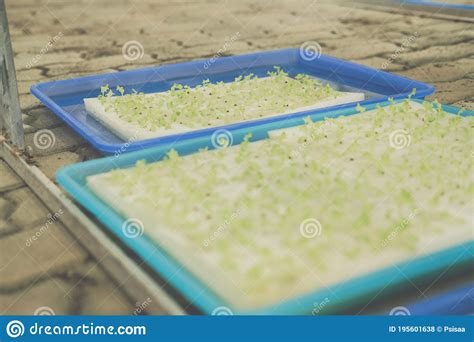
31 48 435 155
55 99 473 315
398 0 474 10
404 282 474 315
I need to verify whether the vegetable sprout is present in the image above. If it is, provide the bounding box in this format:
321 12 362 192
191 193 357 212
96 67 340 131
87 100 473 308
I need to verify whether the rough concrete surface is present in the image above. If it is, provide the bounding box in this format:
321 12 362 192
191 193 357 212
0 0 473 314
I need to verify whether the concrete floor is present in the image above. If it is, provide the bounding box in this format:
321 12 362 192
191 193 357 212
1 0 473 315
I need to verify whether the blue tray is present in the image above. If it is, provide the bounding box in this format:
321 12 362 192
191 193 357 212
397 0 474 10
402 283 474 315
31 48 434 155
56 100 473 315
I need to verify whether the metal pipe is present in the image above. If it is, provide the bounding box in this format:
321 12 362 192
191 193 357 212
0 0 24 150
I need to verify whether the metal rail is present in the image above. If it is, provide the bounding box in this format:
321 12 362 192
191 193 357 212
0 141 185 315
0 0 24 149
0 0 184 315
348 0 474 22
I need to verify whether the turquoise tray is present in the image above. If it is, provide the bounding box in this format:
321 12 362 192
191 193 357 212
56 100 474 314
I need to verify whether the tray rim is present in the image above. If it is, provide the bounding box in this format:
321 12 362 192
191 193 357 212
399 0 474 10
55 99 474 314
31 48 435 154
